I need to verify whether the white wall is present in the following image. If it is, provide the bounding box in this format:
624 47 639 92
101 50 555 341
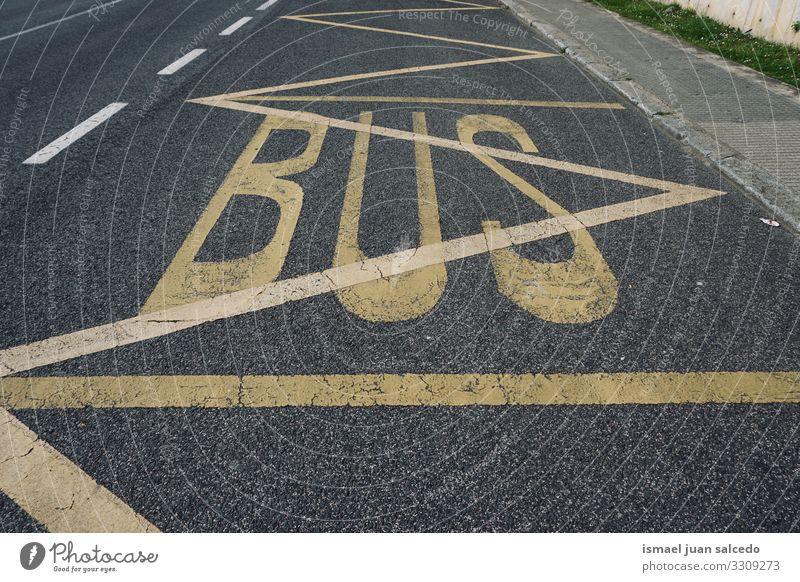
654 0 800 47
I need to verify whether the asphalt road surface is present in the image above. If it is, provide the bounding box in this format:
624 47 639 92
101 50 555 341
0 0 798 532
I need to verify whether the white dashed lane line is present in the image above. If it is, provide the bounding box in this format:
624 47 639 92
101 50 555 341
22 3 263 166
256 0 279 11
157 47 207 75
23 102 128 165
219 16 253 36
0 0 127 43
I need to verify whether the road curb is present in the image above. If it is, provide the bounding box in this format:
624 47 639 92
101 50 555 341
499 0 800 233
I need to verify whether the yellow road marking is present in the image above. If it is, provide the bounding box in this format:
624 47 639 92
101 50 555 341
458 114 618 323
334 111 448 321
0 187 723 378
233 95 625 109
143 115 328 312
203 54 553 100
2 372 798 408
0 408 159 532
187 99 703 191
297 6 499 18
284 14 543 54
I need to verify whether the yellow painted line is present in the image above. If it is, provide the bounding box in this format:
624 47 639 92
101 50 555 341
458 113 617 323
142 115 328 312
204 54 552 100
0 186 724 378
334 111 448 322
2 373 798 408
284 14 544 55
1 376 240 408
297 6 499 17
233 94 625 109
0 407 159 532
188 99 702 192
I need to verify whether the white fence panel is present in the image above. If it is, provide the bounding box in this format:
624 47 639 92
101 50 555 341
654 0 800 47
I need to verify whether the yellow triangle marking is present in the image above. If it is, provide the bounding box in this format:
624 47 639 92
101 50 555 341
0 186 724 378
193 53 552 102
284 14 544 54
296 6 499 18
187 98 680 190
0 407 159 531
230 94 625 109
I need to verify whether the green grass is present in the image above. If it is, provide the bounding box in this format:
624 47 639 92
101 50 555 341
590 0 800 87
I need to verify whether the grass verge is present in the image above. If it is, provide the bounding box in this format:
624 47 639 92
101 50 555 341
590 0 800 87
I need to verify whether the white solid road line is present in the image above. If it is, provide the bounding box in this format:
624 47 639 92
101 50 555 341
23 102 128 165
256 0 279 11
157 48 206 75
219 16 253 36
0 0 126 43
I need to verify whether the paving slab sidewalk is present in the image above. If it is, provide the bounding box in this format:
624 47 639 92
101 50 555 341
500 0 800 232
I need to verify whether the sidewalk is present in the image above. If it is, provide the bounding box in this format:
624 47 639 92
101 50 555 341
501 0 800 231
